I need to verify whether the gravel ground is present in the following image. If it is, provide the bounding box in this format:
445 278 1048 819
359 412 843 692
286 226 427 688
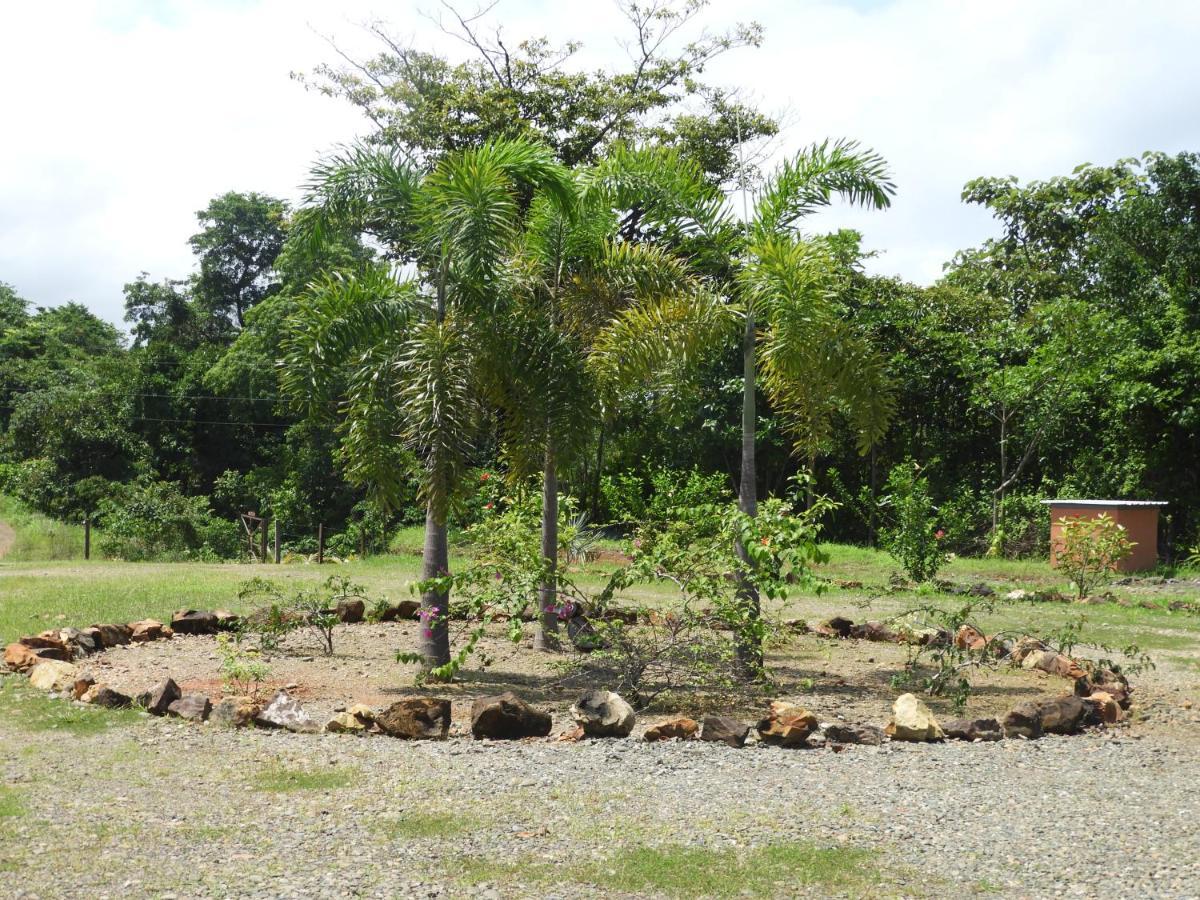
2 698 1199 899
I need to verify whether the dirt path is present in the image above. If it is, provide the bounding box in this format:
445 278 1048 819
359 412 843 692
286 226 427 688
0 520 14 559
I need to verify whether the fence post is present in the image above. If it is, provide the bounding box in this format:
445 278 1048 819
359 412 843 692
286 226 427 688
274 519 281 564
260 518 268 563
84 517 91 560
317 523 325 565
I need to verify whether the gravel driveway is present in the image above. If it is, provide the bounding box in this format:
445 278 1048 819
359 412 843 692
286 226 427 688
3 705 1198 899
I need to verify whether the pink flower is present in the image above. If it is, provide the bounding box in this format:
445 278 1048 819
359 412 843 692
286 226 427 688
935 529 945 540
422 627 433 639
484 502 494 510
480 472 490 482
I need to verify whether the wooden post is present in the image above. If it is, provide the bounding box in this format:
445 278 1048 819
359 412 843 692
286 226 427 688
274 519 281 564
359 526 366 558
260 518 268 563
84 517 91 560
317 524 325 564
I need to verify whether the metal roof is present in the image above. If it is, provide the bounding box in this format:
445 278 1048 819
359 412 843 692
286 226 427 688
1040 499 1168 507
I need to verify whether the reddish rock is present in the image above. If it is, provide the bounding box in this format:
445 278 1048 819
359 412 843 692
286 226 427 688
167 694 212 722
376 697 452 740
213 610 241 631
210 696 259 728
379 600 420 622
90 623 132 648
4 642 39 672
1085 691 1123 724
334 598 365 624
129 620 170 642
171 610 219 635
72 676 97 700
470 692 552 740
700 716 750 748
82 685 132 709
756 701 819 747
1036 695 1094 735
850 621 899 643
823 723 884 746
19 633 69 654
954 625 988 652
136 678 181 716
1003 701 1044 739
642 718 699 742
942 717 1004 742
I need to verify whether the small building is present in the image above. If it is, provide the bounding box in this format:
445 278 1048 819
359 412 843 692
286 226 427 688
1042 499 1167 572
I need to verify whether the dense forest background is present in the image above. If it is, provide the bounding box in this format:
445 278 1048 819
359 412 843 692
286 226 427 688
2 7 1198 563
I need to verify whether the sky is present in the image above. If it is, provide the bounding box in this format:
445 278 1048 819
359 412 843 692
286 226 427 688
2 0 1199 328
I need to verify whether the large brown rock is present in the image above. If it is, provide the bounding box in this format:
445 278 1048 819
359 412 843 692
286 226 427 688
378 600 420 622
849 621 899 643
700 716 750 748
334 598 365 624
756 701 818 747
954 625 988 652
28 660 78 692
4 642 39 672
171 610 219 635
129 620 171 642
81 685 132 709
1022 650 1086 680
570 690 635 738
885 693 945 742
1036 695 1094 735
136 678 181 716
72 676 96 700
1003 701 1044 739
167 694 211 722
210 696 259 729
19 632 69 653
942 717 1004 742
325 712 368 734
470 692 552 740
824 723 885 746
642 717 699 742
1085 691 1123 724
58 628 96 657
376 697 452 739
90 623 132 649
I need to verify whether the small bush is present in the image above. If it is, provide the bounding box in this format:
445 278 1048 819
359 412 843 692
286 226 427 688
96 480 240 560
880 461 947 583
1054 513 1135 600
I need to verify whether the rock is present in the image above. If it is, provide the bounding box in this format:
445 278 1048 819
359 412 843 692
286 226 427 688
699 716 750 748
470 692 552 740
570 690 636 738
81 685 132 709
967 582 995 598
849 621 898 643
57 628 96 657
347 704 376 725
1036 695 1094 735
554 725 586 742
885 693 945 742
1023 650 1086 680
1010 637 1047 664
72 676 96 700
28 659 78 692
1003 701 1044 739
214 610 241 631
942 717 1004 742
129 619 170 642
376 697 452 739
136 678 182 717
1004 589 1034 602
756 701 818 747
90 623 132 648
170 610 219 635
566 615 606 651
167 694 211 722
325 712 368 734
823 616 855 638
78 627 104 652
255 690 319 733
1092 682 1132 710
954 625 988 652
642 717 699 742
210 696 259 728
4 642 39 672
19 632 69 652
334 598 365 624
1085 691 1123 724
379 600 420 622
823 723 884 746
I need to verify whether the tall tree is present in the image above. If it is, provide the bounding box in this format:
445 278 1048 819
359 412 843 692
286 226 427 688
282 139 575 673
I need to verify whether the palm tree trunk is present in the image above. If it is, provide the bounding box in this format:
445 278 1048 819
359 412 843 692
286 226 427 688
734 309 762 678
419 503 452 673
534 444 560 651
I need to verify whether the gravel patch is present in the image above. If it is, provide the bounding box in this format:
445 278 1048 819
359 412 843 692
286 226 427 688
2 702 1198 899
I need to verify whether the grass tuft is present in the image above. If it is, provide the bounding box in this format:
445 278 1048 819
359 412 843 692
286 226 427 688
0 676 142 735
378 811 474 839
0 786 24 818
252 765 355 793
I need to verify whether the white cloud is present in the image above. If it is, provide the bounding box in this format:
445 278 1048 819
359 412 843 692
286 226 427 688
1 0 1197 324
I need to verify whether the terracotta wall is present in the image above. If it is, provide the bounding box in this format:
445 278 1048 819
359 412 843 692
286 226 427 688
1048 505 1161 572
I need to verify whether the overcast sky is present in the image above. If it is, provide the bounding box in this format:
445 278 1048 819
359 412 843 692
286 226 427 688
2 0 1199 327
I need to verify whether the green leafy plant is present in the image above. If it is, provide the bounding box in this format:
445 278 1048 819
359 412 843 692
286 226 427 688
1054 513 1135 600
880 461 947 583
216 632 271 698
237 575 369 656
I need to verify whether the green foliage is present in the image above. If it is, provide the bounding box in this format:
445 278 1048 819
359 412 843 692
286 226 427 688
237 575 368 656
252 766 354 793
1054 514 1136 600
881 461 947 583
215 632 271 698
600 466 730 527
96 481 239 561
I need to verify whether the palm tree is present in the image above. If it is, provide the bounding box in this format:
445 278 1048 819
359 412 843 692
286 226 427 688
281 139 574 674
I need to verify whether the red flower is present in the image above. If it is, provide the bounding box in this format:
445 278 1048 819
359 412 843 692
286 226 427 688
935 529 945 540
760 537 770 546
480 472 490 482
484 502 494 510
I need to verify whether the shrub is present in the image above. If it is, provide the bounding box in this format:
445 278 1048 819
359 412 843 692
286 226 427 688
237 575 368 656
880 461 947 583
216 633 271 698
1054 513 1135 600
96 480 240 560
